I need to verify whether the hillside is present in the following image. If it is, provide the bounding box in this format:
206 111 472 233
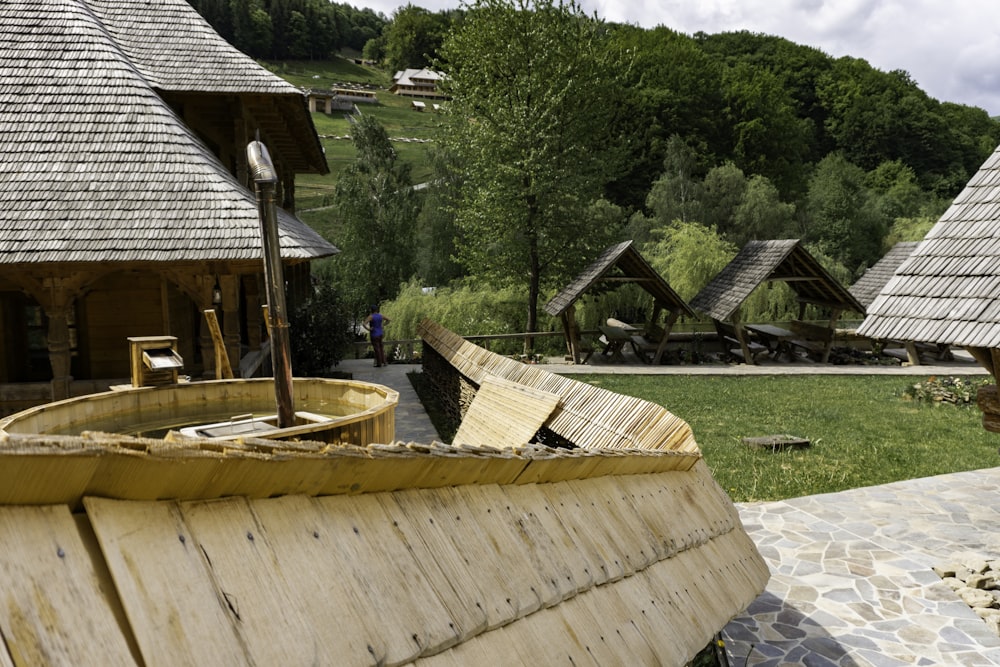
264 59 443 219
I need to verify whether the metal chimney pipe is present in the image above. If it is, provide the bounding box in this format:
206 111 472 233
247 140 295 428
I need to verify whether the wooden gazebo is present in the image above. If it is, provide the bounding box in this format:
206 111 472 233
689 240 865 364
850 242 948 365
544 241 695 364
0 0 335 414
858 144 1000 429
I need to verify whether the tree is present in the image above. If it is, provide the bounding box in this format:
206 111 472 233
331 114 418 316
383 4 450 73
804 152 888 274
437 0 626 342
643 135 705 227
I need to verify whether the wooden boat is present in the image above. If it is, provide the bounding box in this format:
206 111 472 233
0 321 768 666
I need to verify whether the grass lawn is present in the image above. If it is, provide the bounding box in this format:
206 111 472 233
571 374 998 502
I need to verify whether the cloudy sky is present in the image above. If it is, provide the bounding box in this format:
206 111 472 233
355 0 1000 116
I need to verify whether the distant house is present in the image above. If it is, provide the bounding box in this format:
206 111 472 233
306 87 377 114
410 100 426 112
390 68 448 99
0 0 335 414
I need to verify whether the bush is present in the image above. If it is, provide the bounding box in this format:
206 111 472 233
902 376 990 406
289 282 355 375
381 280 565 355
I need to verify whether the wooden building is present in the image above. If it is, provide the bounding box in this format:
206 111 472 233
0 321 768 665
858 145 1000 426
0 0 336 414
689 240 864 364
544 240 695 364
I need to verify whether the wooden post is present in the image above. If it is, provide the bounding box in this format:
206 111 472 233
820 309 841 364
203 309 233 379
45 305 72 400
220 275 241 374
652 309 680 365
730 314 756 365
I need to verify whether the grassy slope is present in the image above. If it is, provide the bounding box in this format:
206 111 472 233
573 374 998 502
265 58 442 241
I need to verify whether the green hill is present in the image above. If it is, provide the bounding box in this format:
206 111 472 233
264 58 443 220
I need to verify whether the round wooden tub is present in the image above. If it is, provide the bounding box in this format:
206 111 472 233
0 378 398 445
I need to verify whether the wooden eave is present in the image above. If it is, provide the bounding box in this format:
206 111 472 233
690 240 864 322
544 241 695 319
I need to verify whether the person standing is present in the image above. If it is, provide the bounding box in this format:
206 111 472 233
362 305 390 367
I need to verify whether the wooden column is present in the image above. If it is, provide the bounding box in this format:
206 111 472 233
45 305 72 401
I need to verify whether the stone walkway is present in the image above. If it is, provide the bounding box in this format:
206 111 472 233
338 354 1000 665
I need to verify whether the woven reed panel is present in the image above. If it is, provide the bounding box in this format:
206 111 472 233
418 319 702 461
82 460 767 666
452 375 560 449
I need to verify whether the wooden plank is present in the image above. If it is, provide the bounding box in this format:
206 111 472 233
176 496 322 665
452 484 557 611
452 375 560 449
244 495 392 665
0 505 138 667
83 497 247 667
375 491 490 642
538 482 623 585
497 483 587 601
310 493 459 663
387 486 519 631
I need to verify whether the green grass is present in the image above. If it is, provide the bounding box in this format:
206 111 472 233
571 374 998 502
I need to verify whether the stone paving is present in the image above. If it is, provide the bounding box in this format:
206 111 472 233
724 469 1000 666
339 354 1000 665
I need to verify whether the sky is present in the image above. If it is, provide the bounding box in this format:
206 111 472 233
354 0 1000 116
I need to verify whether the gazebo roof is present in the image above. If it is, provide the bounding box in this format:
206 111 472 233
858 143 1000 348
689 239 864 321
849 242 919 309
544 240 695 318
0 0 335 266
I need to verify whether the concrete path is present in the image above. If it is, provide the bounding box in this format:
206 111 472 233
338 353 1000 665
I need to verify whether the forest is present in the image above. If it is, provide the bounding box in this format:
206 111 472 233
186 0 1000 354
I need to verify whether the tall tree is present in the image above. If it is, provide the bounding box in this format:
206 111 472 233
331 115 418 314
437 0 626 341
383 4 450 73
804 152 888 274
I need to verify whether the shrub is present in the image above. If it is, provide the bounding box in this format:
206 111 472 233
902 376 990 405
289 282 355 375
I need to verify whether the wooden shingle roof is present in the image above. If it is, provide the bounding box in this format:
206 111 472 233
858 146 1000 347
544 240 695 318
849 242 918 309
689 239 864 321
0 0 335 265
84 0 327 175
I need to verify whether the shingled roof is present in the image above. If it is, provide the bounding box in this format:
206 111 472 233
689 239 865 321
544 240 695 318
849 242 918 309
85 0 327 175
858 145 1000 348
0 0 335 265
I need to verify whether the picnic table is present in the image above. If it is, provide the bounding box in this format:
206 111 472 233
745 323 796 360
598 324 634 362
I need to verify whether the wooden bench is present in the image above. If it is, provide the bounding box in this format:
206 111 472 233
788 320 834 360
714 321 768 363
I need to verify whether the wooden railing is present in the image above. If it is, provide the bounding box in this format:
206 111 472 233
351 330 569 360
